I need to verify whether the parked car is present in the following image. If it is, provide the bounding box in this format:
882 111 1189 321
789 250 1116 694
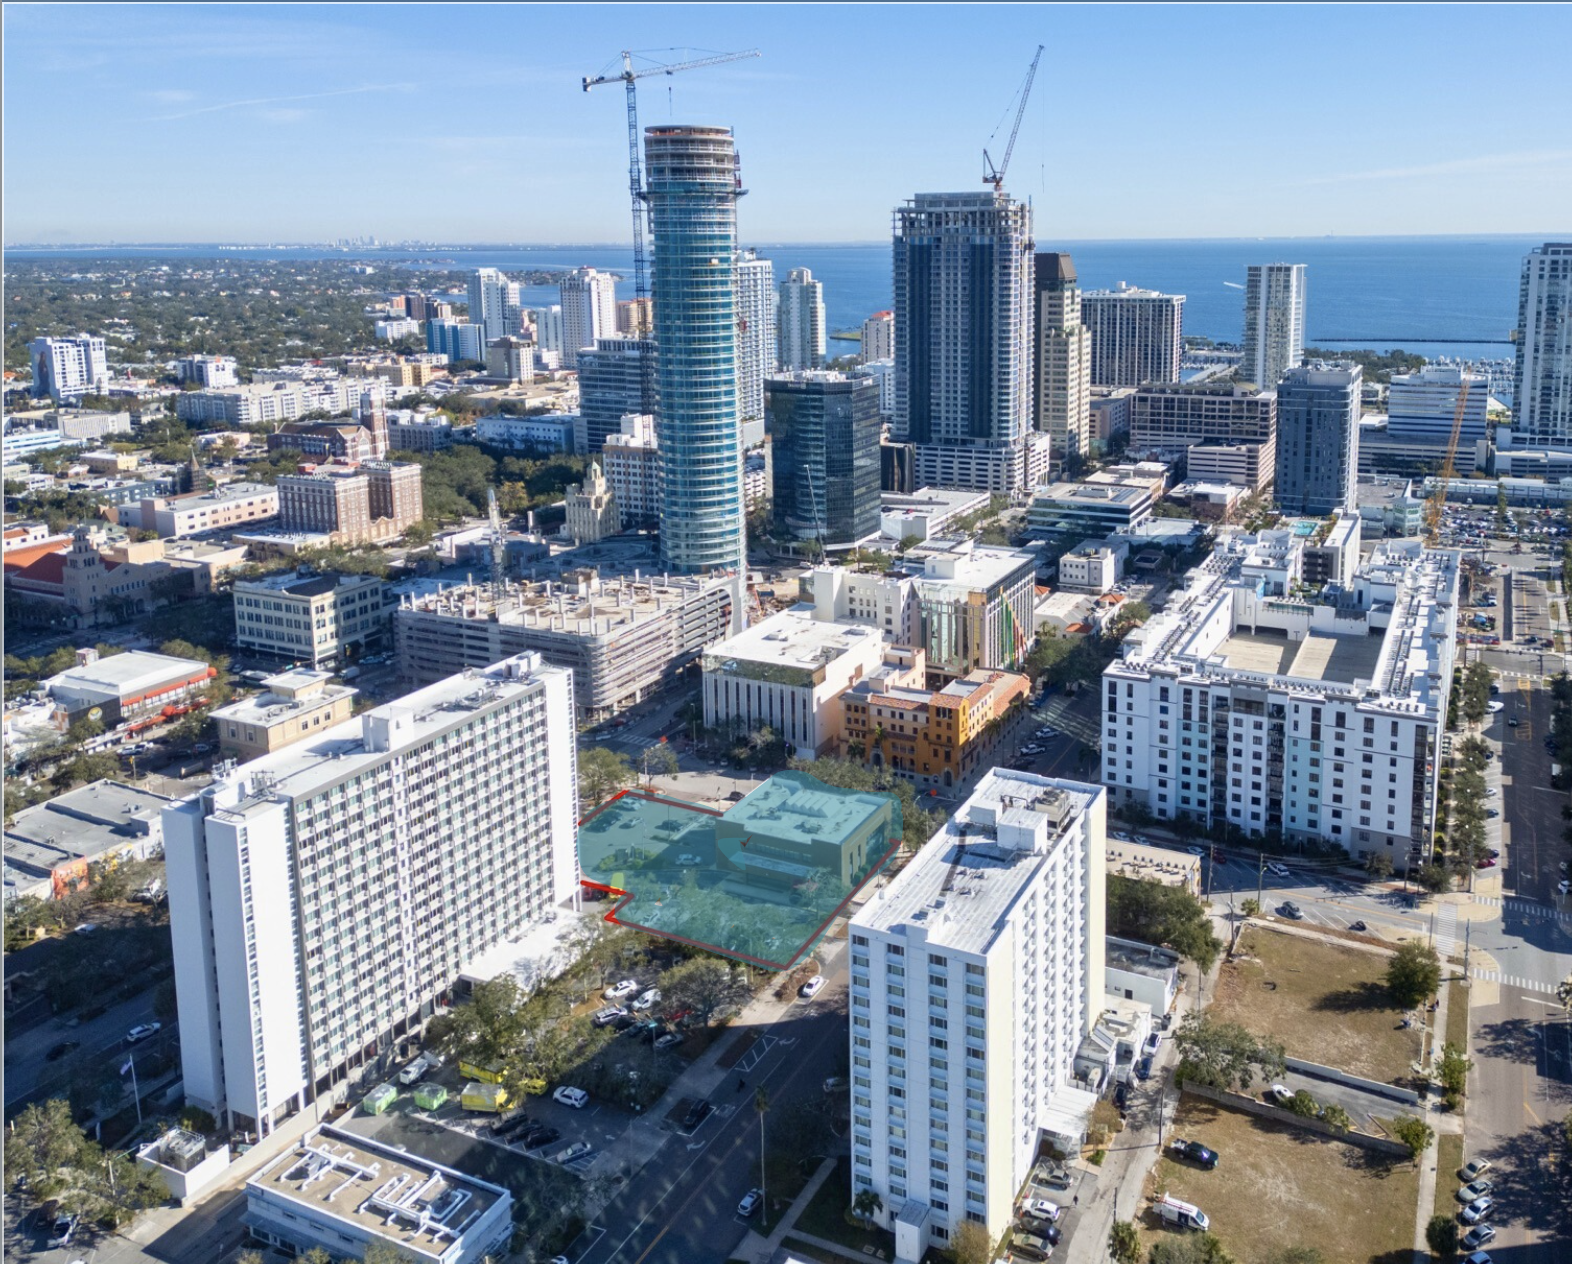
604 979 639 1001
593 1006 628 1027
823 1076 847 1093
1459 1196 1495 1225
1023 1199 1063 1222
798 976 826 1000
654 1032 683 1050
1142 1032 1162 1057
1349 921 1368 933
675 854 702 866
48 1212 78 1248
737 1188 763 1217
1266 862 1291 879
1279 902 1303 919
632 988 662 1011
1461 1226 1496 1250
1135 1055 1154 1081
1169 1138 1219 1169
45 1041 79 1062
1266 1083 1294 1105
553 1087 589 1109
1457 1179 1494 1202
126 1022 162 1043
1114 1082 1130 1112
682 1100 712 1130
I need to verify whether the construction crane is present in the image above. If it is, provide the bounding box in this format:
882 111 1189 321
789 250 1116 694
983 44 1044 190
487 486 505 599
1423 379 1472 547
583 47 761 301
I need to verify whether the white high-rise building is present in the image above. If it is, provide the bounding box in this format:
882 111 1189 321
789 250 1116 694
531 305 565 367
29 334 109 402
467 268 519 344
861 311 894 364
164 653 579 1138
560 267 617 371
1387 365 1489 444
1080 285 1184 388
735 249 777 426
778 267 827 372
1512 242 1572 444
1102 532 1457 867
1034 252 1092 472
847 770 1105 1258
1241 263 1308 389
894 191 1037 494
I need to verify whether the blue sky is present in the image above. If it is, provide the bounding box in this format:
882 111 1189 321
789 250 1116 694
5 4 1569 244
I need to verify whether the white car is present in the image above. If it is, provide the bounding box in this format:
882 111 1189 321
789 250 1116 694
1460 1196 1495 1225
1266 1083 1293 1105
1142 1032 1162 1057
799 976 826 1000
675 854 702 866
1266 862 1291 879
604 979 639 1001
1558 879 1570 895
553 1086 589 1109
126 1022 162 1043
632 988 662 1011
1023 1198 1063 1222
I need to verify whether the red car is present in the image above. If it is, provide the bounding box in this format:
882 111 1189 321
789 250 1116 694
1475 856 1497 869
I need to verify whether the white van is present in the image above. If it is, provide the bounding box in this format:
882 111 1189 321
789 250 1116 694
1155 1194 1209 1231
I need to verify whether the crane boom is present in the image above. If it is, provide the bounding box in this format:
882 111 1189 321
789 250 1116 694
983 44 1044 190
1423 379 1472 547
583 48 761 302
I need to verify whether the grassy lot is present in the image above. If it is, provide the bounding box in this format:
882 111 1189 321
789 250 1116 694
792 1156 896 1258
1433 1132 1465 1220
1212 926 1421 1082
1143 1095 1419 1264
1445 978 1469 1052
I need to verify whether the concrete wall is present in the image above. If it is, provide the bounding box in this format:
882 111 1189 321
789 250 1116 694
1179 1081 1412 1157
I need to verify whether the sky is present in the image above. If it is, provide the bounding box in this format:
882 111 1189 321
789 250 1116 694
4 4 1570 244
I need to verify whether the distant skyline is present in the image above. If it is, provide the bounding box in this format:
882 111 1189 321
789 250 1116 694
4 4 1571 245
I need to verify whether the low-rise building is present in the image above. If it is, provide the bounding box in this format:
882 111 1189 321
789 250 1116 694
1167 479 1247 522
703 605 893 759
388 411 456 453
177 380 358 427
1355 477 1426 538
233 571 389 668
474 413 575 452
5 779 175 903
1185 438 1276 492
211 669 358 760
1026 476 1157 542
246 1126 513 1264
139 482 279 538
715 769 898 891
1058 543 1121 592
176 355 239 388
1105 936 1182 1015
563 459 619 544
876 487 989 547
44 646 214 729
841 649 1030 790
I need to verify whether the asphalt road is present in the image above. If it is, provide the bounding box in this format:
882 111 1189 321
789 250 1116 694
4 989 163 1109
572 942 850 1264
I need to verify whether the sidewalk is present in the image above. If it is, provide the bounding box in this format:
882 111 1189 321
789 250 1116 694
736 1153 842 1264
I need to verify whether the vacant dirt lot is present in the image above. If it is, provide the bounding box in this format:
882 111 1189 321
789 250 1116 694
1211 925 1421 1082
1143 1095 1419 1264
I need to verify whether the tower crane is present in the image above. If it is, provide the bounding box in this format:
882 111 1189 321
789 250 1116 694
582 48 761 301
1423 379 1472 548
487 486 505 600
983 44 1044 190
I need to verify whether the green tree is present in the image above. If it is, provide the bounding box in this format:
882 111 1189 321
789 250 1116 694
852 1188 883 1228
1106 875 1221 971
951 1220 994 1264
1172 1013 1286 1092
1364 851 1394 881
422 976 528 1070
1149 1235 1236 1264
663 957 751 1027
639 741 680 782
1393 1114 1435 1161
1414 862 1452 894
364 1242 420 1264
1239 897 1261 918
3 1099 94 1203
1318 1104 1352 1133
1288 1089 1320 1117
1109 1220 1142 1264
578 746 634 810
1438 1042 1472 1097
1425 1212 1459 1258
1386 940 1442 1008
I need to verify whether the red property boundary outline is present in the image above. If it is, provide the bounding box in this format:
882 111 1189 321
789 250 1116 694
576 787 903 971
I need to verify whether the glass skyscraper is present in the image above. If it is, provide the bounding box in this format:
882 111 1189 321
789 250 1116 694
645 124 746 576
766 371 881 546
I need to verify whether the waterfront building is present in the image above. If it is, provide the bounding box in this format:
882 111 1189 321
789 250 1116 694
847 769 1105 1257
766 371 881 545
29 334 109 402
425 320 487 365
1275 363 1361 515
560 267 617 370
778 267 827 371
861 310 894 363
1034 252 1093 470
1241 263 1308 388
468 268 521 343
645 124 747 579
1513 242 1572 444
165 653 577 1137
736 249 777 428
1081 285 1184 387
893 191 1037 494
1386 365 1490 445
1101 531 1457 866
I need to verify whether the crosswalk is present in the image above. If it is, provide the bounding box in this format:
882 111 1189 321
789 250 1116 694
1432 903 1459 958
1470 895 1572 924
1468 968 1560 994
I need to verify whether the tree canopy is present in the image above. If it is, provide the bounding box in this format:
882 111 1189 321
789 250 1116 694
1385 940 1442 1009
1106 874 1221 971
1172 1013 1286 1092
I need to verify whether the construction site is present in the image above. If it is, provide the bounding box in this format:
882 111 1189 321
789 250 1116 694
392 568 736 722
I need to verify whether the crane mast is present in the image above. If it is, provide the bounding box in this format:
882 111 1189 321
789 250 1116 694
1423 380 1472 548
983 44 1044 190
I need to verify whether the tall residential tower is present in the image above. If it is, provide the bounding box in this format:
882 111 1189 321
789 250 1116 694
560 267 617 370
735 248 778 434
1034 252 1092 472
1081 284 1184 388
1274 362 1361 515
1513 242 1572 444
1241 263 1308 388
778 267 827 371
645 125 747 588
893 190 1037 494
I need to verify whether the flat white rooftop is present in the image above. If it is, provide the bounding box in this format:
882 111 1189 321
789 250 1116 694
46 650 209 699
853 769 1097 956
709 605 884 672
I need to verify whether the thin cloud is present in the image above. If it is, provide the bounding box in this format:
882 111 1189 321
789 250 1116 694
1296 149 1572 187
144 82 413 122
147 89 196 104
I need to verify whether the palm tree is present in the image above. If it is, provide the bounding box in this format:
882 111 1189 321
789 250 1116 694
1108 1220 1141 1264
754 1086 771 1226
852 1187 883 1227
870 723 888 768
